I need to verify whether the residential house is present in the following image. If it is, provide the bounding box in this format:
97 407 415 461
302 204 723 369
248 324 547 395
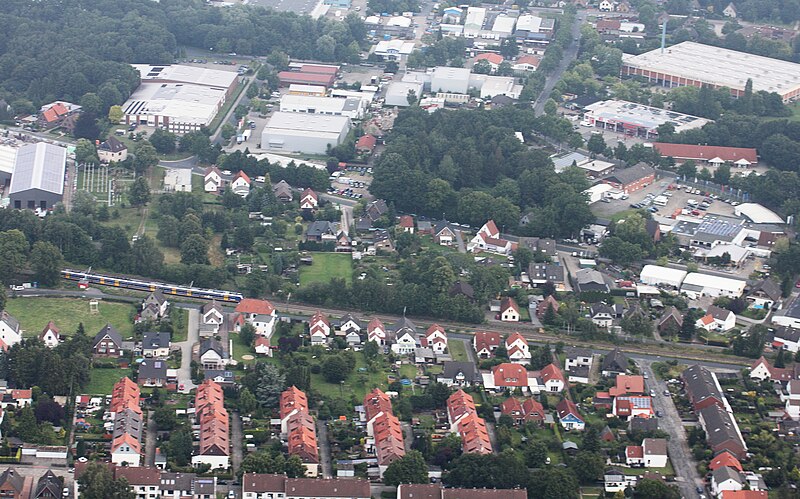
38 321 60 348
38 101 81 130
642 438 668 468
242 474 371 499
365 199 388 222
205 370 236 386
536 295 559 319
468 220 517 255
111 433 142 467
773 326 800 353
484 363 532 394
32 470 63 499
601 348 629 377
309 311 331 346
713 467 744 497
235 298 277 338
565 348 593 384
363 389 405 477
709 452 743 472
784 379 800 419
252 315 277 338
254 337 272 356
696 305 736 332
539 363 566 393
449 281 475 302
555 399 585 431
609 375 645 397
698 403 747 459
657 307 683 335
337 314 362 336
600 164 656 194
528 263 565 289
446 390 492 455
356 134 377 154
747 279 782 310
305 221 337 243
98 137 128 163
629 416 659 433
575 269 610 293
193 380 230 469
432 220 459 246
499 297 520 322
141 332 171 358
512 55 541 74
723 2 738 17
682 365 728 411
748 356 799 383
501 397 545 426
367 318 388 345
391 318 418 355
92 324 124 357
613 395 654 420
590 303 615 328
397 484 527 499
473 331 502 358
475 53 504 72
423 324 448 355
199 339 228 370
506 332 531 364
141 291 169 320
300 188 318 210
274 180 293 202
280 387 319 476
204 166 223 193
625 445 644 467
201 301 224 328
137 359 168 388
604 468 638 494
398 215 414 234
438 361 481 387
231 171 251 197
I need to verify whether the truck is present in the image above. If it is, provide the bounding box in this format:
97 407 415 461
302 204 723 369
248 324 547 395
653 195 668 206
687 199 699 208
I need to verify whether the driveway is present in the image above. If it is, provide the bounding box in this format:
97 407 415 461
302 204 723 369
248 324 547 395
231 411 243 474
639 360 702 498
145 410 157 467
175 307 199 393
316 419 333 478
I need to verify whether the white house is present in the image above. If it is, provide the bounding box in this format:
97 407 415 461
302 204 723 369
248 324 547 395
391 330 417 355
254 337 272 357
565 349 593 371
642 438 668 468
252 314 277 338
695 305 736 332
200 339 228 370
773 326 800 353
590 303 614 328
723 2 737 17
784 380 800 420
598 0 614 11
202 301 224 328
748 357 775 382
500 297 520 322
309 311 331 346
300 188 318 210
204 166 223 193
0 311 21 350
505 332 531 364
111 434 141 467
712 467 744 497
367 318 387 345
39 321 61 348
230 171 251 197
424 324 448 355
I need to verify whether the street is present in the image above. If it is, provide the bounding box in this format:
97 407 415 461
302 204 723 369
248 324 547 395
533 10 587 116
176 307 200 394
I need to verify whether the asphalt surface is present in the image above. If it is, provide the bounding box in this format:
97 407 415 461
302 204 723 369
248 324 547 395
533 10 587 116
231 411 244 475
316 419 333 478
176 307 200 394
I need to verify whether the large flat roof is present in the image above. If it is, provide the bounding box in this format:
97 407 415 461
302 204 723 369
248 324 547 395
622 41 800 95
9 142 66 196
132 64 238 89
735 203 784 224
681 272 747 293
123 83 224 125
585 100 709 132
279 95 361 114
265 112 350 134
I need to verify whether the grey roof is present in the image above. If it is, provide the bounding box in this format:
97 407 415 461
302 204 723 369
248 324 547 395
433 219 459 236
146 290 168 305
529 263 564 282
449 281 475 300
712 463 743 486
93 324 123 348
99 136 127 153
658 306 683 328
683 365 724 407
775 326 800 343
200 338 225 358
366 199 388 221
0 312 19 333
748 279 782 302
306 221 336 237
204 370 235 383
34 470 63 499
601 163 655 186
274 180 293 199
356 217 373 231
202 300 223 315
706 305 733 321
590 303 614 317
9 142 67 196
138 359 168 381
643 438 667 456
113 407 143 441
142 332 171 350
440 361 480 383
604 467 625 479
575 269 610 292
160 472 198 493
567 347 592 359
602 348 628 374
567 365 590 378
0 468 24 494
629 416 659 432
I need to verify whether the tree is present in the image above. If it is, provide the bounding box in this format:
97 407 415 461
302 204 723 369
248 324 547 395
529 466 579 499
75 138 99 164
473 60 492 75
131 236 164 277
78 462 136 499
0 287 6 312
108 105 123 124
0 229 29 283
29 241 63 286
524 441 548 467
587 133 607 156
180 234 209 265
571 451 605 484
239 387 258 413
168 427 194 467
153 406 177 431
149 129 177 154
383 450 429 486
713 163 731 185
129 177 151 207
544 99 558 116
322 355 349 383
255 363 285 409
133 142 159 175
634 478 680 499
240 323 256 347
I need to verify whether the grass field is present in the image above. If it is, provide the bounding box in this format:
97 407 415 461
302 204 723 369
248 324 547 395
299 253 353 286
85 367 131 395
4 297 136 339
448 339 470 362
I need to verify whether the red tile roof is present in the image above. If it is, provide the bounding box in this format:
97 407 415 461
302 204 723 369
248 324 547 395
280 386 309 420
110 377 141 415
233 170 251 184
506 332 527 348
541 363 565 384
475 53 504 65
609 375 645 397
356 134 377 150
516 55 541 67
653 143 758 164
474 331 502 354
709 451 743 471
301 188 317 201
501 296 519 314
111 432 141 454
626 445 643 459
721 491 768 499
399 215 414 228
492 363 529 387
299 64 339 75
278 71 336 86
235 298 274 315
556 399 582 421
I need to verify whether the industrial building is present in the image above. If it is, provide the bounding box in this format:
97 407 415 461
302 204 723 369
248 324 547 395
681 273 747 299
278 71 336 88
384 81 424 107
279 95 365 119
734 203 784 224
431 67 471 94
640 265 687 288
476 76 523 99
288 84 327 97
621 41 800 102
261 112 350 154
373 40 416 61
464 7 487 36
122 65 239 134
653 143 758 167
163 168 192 193
583 100 709 138
8 142 67 210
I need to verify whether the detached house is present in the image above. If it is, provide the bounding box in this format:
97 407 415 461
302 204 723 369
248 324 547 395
391 318 418 355
367 318 388 345
200 339 228 370
556 399 585 431
98 137 128 164
231 171 251 197
696 305 736 332
92 324 124 357
39 321 60 348
499 297 520 322
506 332 531 364
590 303 615 328
468 220 517 255
141 332 171 358
438 361 481 387
235 298 277 338
274 180 293 202
300 188 318 210
601 348 629 377
201 301 225 335
204 166 223 193
657 307 683 335
747 279 782 310
423 324 448 355
537 295 559 319
141 291 169 321
0 312 21 351
309 311 331 346
473 331 502 358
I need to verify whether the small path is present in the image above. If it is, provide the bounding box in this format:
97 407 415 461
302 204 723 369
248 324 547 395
316 420 333 478
144 410 156 467
175 307 199 394
231 411 243 474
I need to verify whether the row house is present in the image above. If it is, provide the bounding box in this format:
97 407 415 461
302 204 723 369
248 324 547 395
279 387 318 476
242 474 370 499
74 463 217 499
397 483 527 499
482 363 565 395
362 389 405 477
110 378 143 467
500 397 545 426
446 390 492 454
192 380 230 469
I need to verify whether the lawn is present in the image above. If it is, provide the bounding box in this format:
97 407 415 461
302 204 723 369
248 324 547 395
302 351 414 402
448 340 470 362
299 252 353 286
85 366 131 395
172 308 188 342
5 297 136 338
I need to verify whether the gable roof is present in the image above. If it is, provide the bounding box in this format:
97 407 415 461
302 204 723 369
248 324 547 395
556 399 582 421
707 305 733 321
441 361 480 383
204 165 223 179
492 363 528 387
516 55 541 66
748 279 782 301
541 363 564 384
658 306 683 328
141 331 170 350
609 375 645 397
500 296 519 314
602 163 655 186
602 348 628 373
475 53 504 65
712 466 743 486
653 143 757 164
93 324 123 347
99 136 127 153
233 170 251 184
235 298 275 315
200 338 225 358
356 134 377 150
709 450 743 471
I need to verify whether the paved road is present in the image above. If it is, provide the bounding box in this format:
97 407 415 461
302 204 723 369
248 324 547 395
533 10 587 115
639 360 702 499
231 411 244 475
176 307 199 394
316 420 333 478
145 410 157 467
211 77 257 146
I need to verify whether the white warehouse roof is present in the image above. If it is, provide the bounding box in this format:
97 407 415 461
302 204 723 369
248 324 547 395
264 112 350 135
640 265 687 287
9 142 66 196
681 272 747 295
734 203 784 224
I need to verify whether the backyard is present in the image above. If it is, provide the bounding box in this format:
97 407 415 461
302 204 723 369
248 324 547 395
299 252 353 286
5 297 137 338
84 366 132 395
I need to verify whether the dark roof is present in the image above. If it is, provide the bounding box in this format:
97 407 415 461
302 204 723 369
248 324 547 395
146 290 167 305
200 338 225 358
601 348 628 373
0 468 25 494
491 95 514 108
204 370 235 384
33 470 62 499
602 163 655 186
365 199 388 221
590 303 614 317
748 278 782 302
93 324 123 347
142 332 171 350
528 263 565 282
711 462 743 485
440 361 480 383
658 306 683 328
629 416 659 432
99 136 127 153
706 305 733 321
138 359 168 380
393 317 417 335
567 347 592 359
575 269 610 292
0 311 19 332
306 221 336 237
775 326 800 343
202 300 223 315
682 365 724 407
449 280 475 300
285 477 371 497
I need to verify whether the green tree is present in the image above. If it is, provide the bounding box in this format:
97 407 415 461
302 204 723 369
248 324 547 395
149 128 177 154
634 478 680 498
29 241 63 286
587 133 607 156
529 467 579 499
130 236 164 277
168 427 193 467
78 462 135 499
239 387 258 413
544 99 558 116
180 234 209 265
0 230 29 283
240 323 256 347
108 105 123 124
129 177 151 207
255 363 286 409
153 406 177 431
383 450 430 486
322 355 349 383
75 138 99 164
571 451 605 484
713 163 731 185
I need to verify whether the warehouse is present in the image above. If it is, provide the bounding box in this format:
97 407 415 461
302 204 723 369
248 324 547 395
9 142 66 210
600 163 655 193
464 7 487 36
123 64 239 134
261 112 350 154
680 272 747 299
431 67 471 94
734 203 784 224
477 76 523 99
640 265 686 288
621 41 800 103
583 100 709 139
653 143 758 167
384 82 424 107
279 95 365 119
278 71 336 88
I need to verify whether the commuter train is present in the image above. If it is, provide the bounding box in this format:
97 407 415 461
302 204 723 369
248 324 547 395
60 269 244 303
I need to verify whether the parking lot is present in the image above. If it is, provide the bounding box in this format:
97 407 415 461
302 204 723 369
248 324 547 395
329 167 373 200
